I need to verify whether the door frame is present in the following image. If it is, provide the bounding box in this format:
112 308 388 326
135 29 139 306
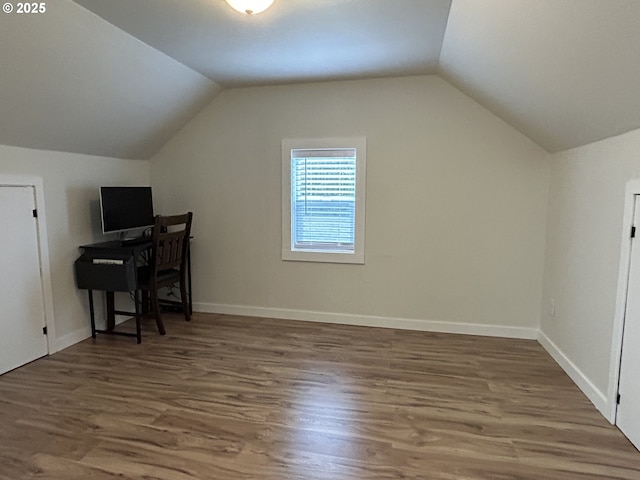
609 179 640 423
0 175 56 355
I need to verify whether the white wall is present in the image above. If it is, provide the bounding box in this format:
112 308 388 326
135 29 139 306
0 144 150 349
151 75 550 334
541 127 640 414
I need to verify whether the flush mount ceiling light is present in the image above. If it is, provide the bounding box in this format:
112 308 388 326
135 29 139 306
225 0 274 15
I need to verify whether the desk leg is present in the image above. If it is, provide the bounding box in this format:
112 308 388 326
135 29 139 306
88 290 96 339
106 291 115 331
187 243 193 315
134 289 142 344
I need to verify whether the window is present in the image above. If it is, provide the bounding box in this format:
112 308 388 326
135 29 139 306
282 137 366 264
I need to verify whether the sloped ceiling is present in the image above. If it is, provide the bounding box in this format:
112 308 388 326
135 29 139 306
0 0 221 159
0 0 639 159
439 0 640 153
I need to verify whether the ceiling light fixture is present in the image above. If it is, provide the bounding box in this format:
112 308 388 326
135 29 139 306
225 0 274 15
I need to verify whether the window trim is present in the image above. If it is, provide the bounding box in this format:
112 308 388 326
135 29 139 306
282 137 366 264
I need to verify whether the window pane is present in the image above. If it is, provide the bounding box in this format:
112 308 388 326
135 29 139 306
291 149 356 252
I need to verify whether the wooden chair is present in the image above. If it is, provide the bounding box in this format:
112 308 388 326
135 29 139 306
135 212 193 340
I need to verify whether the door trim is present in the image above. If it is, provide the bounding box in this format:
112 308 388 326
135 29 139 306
0 175 56 355
609 179 640 423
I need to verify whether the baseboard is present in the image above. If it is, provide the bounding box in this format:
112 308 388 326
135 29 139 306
197 303 610 420
51 326 92 353
49 303 611 422
50 316 131 354
193 302 538 340
537 330 610 420
47 301 614 428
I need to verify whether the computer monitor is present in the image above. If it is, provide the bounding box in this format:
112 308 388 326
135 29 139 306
99 186 154 236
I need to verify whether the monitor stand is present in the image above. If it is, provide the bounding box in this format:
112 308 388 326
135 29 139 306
116 231 144 242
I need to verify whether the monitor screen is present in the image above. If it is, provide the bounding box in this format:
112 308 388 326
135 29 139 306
100 186 154 234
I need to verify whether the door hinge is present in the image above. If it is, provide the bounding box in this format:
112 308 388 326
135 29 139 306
32 209 37 218
617 393 621 405
42 326 47 335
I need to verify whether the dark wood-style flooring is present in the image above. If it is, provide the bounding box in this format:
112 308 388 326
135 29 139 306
1 313 639 479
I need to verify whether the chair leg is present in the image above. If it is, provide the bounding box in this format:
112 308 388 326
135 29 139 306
134 289 142 344
141 290 150 315
150 288 166 335
180 276 191 322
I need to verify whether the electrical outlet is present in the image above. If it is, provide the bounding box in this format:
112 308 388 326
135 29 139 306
549 297 556 317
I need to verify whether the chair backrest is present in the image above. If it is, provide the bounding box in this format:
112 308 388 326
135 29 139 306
149 212 193 274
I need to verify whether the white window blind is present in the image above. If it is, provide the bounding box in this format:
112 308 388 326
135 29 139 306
282 137 366 264
291 148 357 252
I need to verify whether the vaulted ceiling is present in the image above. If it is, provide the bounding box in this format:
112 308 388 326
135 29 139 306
0 0 639 159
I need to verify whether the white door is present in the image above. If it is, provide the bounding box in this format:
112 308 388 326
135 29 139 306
0 186 48 375
618 195 640 449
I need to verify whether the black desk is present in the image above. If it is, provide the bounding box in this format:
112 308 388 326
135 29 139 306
76 239 192 341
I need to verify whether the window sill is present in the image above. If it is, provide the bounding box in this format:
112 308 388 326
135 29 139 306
282 249 364 264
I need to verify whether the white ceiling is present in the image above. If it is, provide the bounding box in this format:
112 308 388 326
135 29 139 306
1 0 639 159
73 0 452 87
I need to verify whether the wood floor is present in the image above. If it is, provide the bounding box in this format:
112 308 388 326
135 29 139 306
1 313 639 479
